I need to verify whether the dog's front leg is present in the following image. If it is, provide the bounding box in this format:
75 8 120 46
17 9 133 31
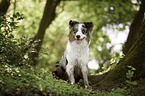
81 64 90 88
66 63 75 84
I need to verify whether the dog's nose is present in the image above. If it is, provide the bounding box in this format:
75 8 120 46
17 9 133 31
76 35 80 39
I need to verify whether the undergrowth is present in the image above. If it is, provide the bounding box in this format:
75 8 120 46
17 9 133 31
0 13 133 96
0 64 90 96
0 64 132 96
0 12 90 96
96 88 129 96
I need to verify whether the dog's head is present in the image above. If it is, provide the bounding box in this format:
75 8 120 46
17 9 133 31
69 20 93 44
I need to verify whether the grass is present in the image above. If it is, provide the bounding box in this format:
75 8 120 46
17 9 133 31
0 64 90 96
0 64 131 96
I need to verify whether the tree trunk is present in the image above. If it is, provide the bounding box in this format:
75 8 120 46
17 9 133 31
0 0 10 22
31 0 60 66
91 15 145 95
90 0 145 95
0 0 10 15
123 0 145 54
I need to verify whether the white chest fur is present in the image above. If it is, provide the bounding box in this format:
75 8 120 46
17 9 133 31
65 39 90 85
66 39 89 66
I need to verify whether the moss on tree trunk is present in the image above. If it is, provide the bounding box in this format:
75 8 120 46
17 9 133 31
90 1 145 95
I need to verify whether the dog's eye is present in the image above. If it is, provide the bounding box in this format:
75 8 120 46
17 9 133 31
73 30 77 33
73 28 78 34
82 29 87 34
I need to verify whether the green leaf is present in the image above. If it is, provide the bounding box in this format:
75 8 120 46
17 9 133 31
126 70 134 79
130 81 137 86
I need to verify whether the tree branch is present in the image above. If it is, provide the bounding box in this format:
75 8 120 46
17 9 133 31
30 0 61 66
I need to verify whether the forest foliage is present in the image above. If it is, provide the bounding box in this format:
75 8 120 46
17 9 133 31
3 0 138 72
0 0 142 95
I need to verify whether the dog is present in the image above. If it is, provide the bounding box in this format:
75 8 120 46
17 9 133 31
53 20 93 88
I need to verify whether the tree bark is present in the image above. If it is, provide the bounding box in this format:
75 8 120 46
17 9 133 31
31 0 60 66
123 0 145 54
0 0 10 22
0 0 10 15
91 14 145 95
90 0 145 95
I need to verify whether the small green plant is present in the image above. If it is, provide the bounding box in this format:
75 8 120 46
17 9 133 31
126 66 137 93
95 87 129 96
0 64 90 95
0 13 40 66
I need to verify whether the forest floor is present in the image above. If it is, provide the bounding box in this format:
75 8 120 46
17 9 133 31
0 64 139 96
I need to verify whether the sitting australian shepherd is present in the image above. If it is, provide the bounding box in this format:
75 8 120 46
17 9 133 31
53 20 93 88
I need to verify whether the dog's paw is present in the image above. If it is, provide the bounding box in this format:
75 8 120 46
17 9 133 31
85 85 92 90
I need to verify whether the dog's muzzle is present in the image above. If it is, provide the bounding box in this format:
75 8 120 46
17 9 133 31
75 35 85 44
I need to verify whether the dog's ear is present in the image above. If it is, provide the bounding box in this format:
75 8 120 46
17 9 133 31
69 20 79 28
84 22 93 30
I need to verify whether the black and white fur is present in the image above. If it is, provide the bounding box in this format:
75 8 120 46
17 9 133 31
53 20 93 88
